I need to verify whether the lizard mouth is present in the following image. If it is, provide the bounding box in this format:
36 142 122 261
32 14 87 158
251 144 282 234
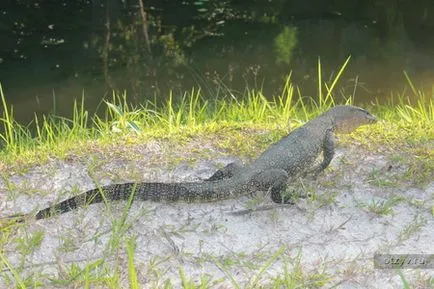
367 114 377 123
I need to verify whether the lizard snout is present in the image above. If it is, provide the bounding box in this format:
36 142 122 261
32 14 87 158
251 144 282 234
366 114 377 123
367 114 377 123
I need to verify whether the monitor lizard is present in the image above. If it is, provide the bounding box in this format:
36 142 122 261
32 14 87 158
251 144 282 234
4 105 377 222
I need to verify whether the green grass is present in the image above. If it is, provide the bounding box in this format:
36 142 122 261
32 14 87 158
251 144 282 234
0 72 432 168
365 168 396 188
398 215 428 242
126 237 139 289
362 196 406 216
0 62 433 288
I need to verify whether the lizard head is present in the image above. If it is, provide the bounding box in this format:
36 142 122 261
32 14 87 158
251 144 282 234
330 105 377 134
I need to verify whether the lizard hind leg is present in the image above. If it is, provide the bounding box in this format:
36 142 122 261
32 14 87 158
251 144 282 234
205 161 244 181
251 169 292 204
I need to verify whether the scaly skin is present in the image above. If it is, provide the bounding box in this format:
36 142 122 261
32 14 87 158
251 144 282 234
5 105 377 222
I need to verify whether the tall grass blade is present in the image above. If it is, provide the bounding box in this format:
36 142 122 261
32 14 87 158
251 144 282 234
0 83 15 150
249 246 285 287
126 237 139 289
317 57 322 104
211 257 240 289
323 55 351 107
403 71 418 96
0 252 26 289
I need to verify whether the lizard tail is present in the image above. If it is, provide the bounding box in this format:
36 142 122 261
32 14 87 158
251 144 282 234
32 181 221 220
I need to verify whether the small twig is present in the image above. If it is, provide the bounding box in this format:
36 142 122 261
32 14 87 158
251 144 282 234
159 228 180 255
327 215 353 233
102 5 113 89
229 204 291 216
138 0 152 55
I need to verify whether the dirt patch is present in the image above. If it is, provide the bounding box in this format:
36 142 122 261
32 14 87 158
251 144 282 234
0 140 433 288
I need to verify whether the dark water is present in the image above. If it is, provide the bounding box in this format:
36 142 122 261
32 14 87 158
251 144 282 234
1 1 434 126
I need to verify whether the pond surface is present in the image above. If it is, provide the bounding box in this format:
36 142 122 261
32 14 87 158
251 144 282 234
1 1 434 125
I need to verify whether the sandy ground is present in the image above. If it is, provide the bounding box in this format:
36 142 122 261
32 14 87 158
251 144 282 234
0 140 433 288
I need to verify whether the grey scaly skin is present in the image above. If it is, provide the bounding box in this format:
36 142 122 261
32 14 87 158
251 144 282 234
7 105 376 222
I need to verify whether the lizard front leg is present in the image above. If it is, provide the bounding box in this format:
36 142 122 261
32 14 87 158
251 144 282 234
314 128 335 176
